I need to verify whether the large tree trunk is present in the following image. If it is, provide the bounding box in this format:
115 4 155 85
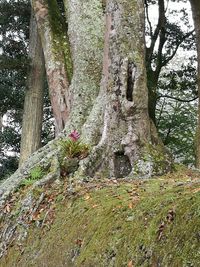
19 11 45 166
77 0 171 178
63 0 104 134
32 0 72 135
190 0 200 168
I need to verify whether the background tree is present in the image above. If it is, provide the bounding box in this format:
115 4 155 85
190 0 200 167
145 0 196 124
32 0 72 135
0 0 30 177
145 0 197 164
156 55 197 164
0 0 54 179
19 10 45 166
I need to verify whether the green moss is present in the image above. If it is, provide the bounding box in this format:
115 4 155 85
32 187 45 198
134 143 172 177
47 0 73 81
2 172 200 266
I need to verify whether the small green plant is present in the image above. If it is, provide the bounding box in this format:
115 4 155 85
30 166 44 180
60 130 90 159
20 166 44 187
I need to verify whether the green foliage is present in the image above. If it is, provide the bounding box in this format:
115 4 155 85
59 138 90 159
30 166 44 180
156 61 197 165
20 166 44 187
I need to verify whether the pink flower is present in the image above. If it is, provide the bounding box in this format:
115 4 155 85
69 130 80 142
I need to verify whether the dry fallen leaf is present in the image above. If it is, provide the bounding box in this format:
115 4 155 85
75 239 83 247
192 188 200 194
128 260 134 267
84 194 91 200
157 221 165 241
166 209 175 223
4 203 11 213
128 202 133 209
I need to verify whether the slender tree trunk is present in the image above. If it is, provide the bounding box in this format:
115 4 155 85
32 0 72 135
146 69 159 125
190 0 200 168
19 11 45 166
0 114 3 133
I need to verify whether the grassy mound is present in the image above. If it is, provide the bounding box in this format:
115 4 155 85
1 168 200 266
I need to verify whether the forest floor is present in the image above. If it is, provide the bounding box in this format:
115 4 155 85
1 166 200 266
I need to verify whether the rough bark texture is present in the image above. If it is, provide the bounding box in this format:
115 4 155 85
63 0 104 134
0 0 105 220
190 0 200 168
32 0 72 135
79 0 171 178
0 0 171 201
19 11 45 166
146 70 159 125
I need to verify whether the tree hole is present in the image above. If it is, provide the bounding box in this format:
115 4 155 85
126 61 136 101
114 151 132 178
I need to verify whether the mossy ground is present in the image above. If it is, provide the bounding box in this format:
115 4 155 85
1 167 200 266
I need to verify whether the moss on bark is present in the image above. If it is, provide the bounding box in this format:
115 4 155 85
47 0 73 81
63 0 105 132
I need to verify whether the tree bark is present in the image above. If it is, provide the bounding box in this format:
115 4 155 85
0 114 3 133
32 0 72 135
19 10 45 166
146 69 159 125
190 0 200 168
78 0 171 178
63 0 105 136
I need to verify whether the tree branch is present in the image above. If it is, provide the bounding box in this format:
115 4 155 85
161 29 195 67
146 0 166 64
145 0 153 37
157 94 198 103
156 97 166 127
155 0 166 74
